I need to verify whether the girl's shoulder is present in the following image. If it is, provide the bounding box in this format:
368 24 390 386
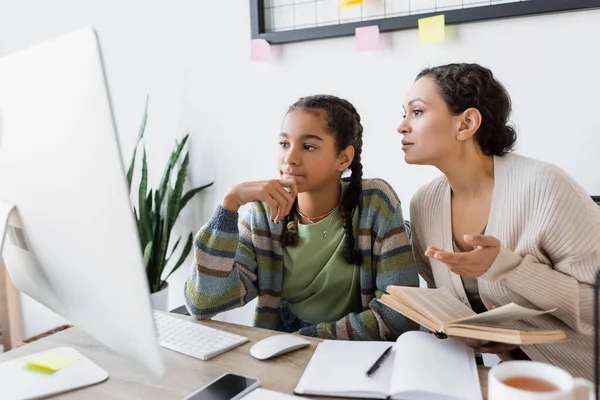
360 178 401 208
358 179 407 232
358 179 408 235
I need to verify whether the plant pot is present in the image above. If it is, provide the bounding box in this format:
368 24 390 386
150 282 169 311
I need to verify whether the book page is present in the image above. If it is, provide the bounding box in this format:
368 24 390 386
386 286 475 327
379 295 440 332
294 340 392 399
388 331 482 400
445 325 566 345
451 303 556 326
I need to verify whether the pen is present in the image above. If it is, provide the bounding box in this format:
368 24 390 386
365 345 393 377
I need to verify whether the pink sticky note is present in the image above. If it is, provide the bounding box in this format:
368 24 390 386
355 25 380 52
250 39 271 62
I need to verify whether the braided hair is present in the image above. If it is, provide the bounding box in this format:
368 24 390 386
280 95 364 266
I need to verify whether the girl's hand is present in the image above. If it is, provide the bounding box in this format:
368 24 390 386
222 179 298 223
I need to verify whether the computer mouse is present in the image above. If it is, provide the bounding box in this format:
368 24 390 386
249 334 311 360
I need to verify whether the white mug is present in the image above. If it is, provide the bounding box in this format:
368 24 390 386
488 361 594 400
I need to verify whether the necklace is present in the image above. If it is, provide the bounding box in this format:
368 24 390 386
296 205 337 223
297 206 338 238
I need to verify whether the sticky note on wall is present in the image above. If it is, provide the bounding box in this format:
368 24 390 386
250 39 271 62
418 14 445 44
339 0 363 7
355 25 380 52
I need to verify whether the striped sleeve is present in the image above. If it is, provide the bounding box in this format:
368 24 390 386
184 205 258 319
299 182 420 340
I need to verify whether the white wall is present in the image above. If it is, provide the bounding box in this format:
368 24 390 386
1 1 599 335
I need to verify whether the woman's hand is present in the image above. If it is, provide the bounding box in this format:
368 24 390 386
455 337 518 354
425 234 501 278
222 179 298 223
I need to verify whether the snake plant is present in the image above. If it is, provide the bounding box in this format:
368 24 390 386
126 97 213 293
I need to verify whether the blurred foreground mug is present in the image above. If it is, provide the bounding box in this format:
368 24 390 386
488 361 594 400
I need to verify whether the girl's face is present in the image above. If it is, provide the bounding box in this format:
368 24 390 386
278 109 352 194
397 77 462 166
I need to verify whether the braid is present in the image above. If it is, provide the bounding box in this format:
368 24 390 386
282 95 364 266
281 199 299 246
339 104 364 266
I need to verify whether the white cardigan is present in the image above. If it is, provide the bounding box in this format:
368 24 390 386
410 153 600 380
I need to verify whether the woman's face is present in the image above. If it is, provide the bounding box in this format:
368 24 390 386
397 77 463 166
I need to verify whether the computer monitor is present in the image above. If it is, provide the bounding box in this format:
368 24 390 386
0 28 165 376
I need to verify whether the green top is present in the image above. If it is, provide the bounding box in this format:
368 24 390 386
282 198 362 324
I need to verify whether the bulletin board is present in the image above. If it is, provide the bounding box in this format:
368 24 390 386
249 0 600 44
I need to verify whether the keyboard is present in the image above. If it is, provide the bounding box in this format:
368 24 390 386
153 312 250 361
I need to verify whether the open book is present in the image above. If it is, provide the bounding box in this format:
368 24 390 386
294 331 482 400
380 286 566 345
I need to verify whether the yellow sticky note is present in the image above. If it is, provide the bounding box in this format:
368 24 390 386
21 352 80 374
339 0 363 7
418 14 445 44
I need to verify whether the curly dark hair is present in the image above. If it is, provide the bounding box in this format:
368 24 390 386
416 63 517 156
280 94 363 266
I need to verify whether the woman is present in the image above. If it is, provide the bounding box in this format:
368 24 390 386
399 63 599 379
185 94 419 340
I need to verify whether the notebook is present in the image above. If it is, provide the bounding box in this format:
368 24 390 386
294 331 482 400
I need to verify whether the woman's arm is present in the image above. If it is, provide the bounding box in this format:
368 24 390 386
482 246 599 335
482 167 600 334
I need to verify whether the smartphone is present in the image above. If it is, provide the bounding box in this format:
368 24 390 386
183 373 260 400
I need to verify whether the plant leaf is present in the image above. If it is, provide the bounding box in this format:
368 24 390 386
176 182 214 221
155 149 190 285
149 189 162 278
143 190 153 243
138 95 149 141
143 241 153 268
166 236 182 264
154 189 173 289
138 147 149 239
149 211 164 291
155 134 189 213
126 95 149 190
133 207 146 250
154 189 161 216
146 190 153 211
165 152 189 234
164 233 194 282
126 149 138 193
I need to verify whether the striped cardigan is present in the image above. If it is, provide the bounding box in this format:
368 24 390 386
184 179 419 340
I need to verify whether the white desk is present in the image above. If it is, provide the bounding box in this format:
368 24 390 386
0 313 489 399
